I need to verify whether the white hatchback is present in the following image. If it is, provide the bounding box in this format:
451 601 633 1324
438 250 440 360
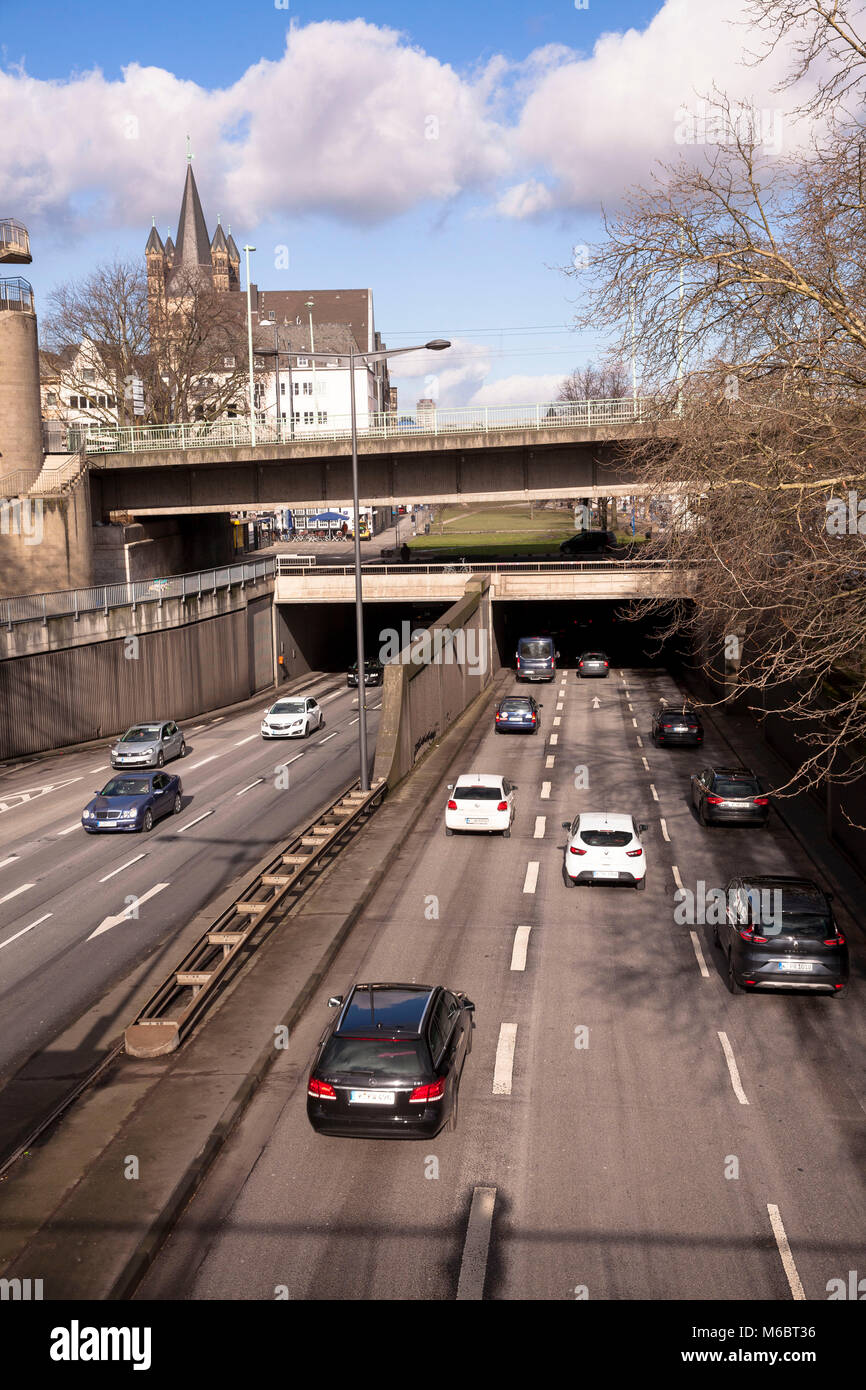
562 811 648 889
261 696 324 739
445 773 516 837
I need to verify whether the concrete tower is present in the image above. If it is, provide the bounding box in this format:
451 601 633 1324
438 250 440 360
0 219 42 491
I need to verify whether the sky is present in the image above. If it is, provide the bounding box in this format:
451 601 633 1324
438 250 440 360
0 0 817 408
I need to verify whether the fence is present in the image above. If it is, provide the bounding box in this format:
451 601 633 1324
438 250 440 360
276 557 690 577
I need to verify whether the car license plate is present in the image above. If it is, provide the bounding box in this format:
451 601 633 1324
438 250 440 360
673 725 688 732
777 960 812 972
592 870 618 879
467 817 488 825
349 1090 395 1105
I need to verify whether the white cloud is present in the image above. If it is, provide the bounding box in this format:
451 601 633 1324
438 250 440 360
469 373 567 406
390 338 493 408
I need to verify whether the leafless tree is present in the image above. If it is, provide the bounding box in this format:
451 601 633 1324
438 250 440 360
43 261 149 427
558 358 631 401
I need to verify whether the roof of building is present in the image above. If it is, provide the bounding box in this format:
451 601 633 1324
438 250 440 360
169 163 213 290
211 220 228 252
253 320 363 356
145 223 164 255
254 288 375 355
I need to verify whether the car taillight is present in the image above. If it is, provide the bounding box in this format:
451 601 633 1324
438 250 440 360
579 661 584 666
531 714 537 722
687 725 698 732
410 1076 446 1104
495 713 501 720
706 795 724 805
308 1077 336 1100
516 657 521 667
625 847 643 857
569 845 587 855
497 800 508 811
447 799 458 810
824 933 846 945
754 797 769 806
603 660 609 666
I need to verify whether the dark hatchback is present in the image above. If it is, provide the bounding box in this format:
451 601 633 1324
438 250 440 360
577 651 610 678
347 659 384 688
515 635 558 682
691 766 770 826
495 695 541 733
81 771 183 833
716 875 849 995
307 983 474 1139
651 701 704 747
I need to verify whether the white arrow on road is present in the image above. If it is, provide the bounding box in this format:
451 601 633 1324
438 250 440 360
0 776 83 815
591 696 601 709
87 882 170 941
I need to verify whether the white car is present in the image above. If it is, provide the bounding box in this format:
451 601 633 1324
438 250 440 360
445 773 516 837
561 811 648 889
261 696 324 739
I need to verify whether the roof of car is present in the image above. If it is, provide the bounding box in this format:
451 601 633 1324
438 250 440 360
454 773 506 786
337 984 436 1036
576 812 636 830
580 651 608 658
711 766 757 777
738 875 823 892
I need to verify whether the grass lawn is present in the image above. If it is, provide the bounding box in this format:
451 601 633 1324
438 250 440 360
406 502 647 557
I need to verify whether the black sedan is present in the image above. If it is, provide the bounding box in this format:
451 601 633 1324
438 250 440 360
347 659 384 688
716 875 849 996
307 982 474 1138
81 772 183 833
691 766 770 826
651 700 704 746
495 695 541 733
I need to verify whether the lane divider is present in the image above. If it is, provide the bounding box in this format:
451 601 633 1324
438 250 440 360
689 930 710 978
0 912 52 951
99 854 146 883
767 1204 806 1301
523 862 539 894
671 864 684 891
175 809 215 835
510 925 532 971
540 782 551 800
456 1186 497 1301
492 1024 518 1095
717 1030 749 1105
533 816 546 839
660 818 671 843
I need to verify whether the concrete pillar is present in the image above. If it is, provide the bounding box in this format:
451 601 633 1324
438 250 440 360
0 292 43 490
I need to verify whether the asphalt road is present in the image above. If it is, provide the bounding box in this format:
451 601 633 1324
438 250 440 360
0 676 380 1081
137 664 866 1301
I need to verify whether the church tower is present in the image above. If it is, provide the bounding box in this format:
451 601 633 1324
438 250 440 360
211 215 229 292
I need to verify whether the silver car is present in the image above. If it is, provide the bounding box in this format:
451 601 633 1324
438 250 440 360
110 720 186 769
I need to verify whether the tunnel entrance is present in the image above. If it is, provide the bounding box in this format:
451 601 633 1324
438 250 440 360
274 599 454 681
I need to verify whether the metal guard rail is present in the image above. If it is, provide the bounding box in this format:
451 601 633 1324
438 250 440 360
276 558 693 576
124 777 387 1056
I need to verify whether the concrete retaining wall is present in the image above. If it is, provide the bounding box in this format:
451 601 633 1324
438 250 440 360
0 470 94 596
373 578 494 787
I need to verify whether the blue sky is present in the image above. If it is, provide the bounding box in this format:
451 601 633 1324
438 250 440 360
0 1 797 406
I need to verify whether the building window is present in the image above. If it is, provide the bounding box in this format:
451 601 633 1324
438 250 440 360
224 355 235 368
269 310 276 321
293 412 301 424
280 382 286 395
45 391 57 406
317 411 327 424
280 412 287 421
293 381 299 395
82 368 96 383
302 381 313 395
304 411 314 424
297 357 309 367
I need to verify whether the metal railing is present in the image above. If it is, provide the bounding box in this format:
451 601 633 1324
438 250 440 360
0 455 85 500
276 557 689 577
0 219 31 262
0 277 34 312
73 397 660 455
2 555 276 628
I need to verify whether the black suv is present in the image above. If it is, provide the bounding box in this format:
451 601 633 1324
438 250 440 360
651 700 704 746
716 875 849 996
691 766 770 826
559 529 617 557
347 659 384 688
307 983 475 1137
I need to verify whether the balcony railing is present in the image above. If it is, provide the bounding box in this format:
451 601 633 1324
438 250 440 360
0 219 31 263
71 397 661 455
0 277 34 312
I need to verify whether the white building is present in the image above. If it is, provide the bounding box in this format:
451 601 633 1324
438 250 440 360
252 321 380 434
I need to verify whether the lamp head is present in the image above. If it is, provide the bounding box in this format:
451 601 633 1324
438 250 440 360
424 339 451 351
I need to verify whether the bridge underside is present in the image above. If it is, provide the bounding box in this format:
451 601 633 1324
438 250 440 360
88 433 664 518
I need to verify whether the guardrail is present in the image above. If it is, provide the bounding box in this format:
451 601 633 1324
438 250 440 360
276 557 688 576
73 397 661 455
0 276 34 311
2 555 276 628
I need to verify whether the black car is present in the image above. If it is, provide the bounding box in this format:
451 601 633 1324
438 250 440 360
559 530 618 557
307 983 475 1138
691 765 769 826
347 659 384 688
495 695 541 733
716 875 849 996
577 651 610 678
651 700 704 746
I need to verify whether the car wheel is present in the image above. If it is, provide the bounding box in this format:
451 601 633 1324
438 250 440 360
502 825 511 838
635 876 646 891
699 802 708 827
142 809 154 833
447 1078 460 1132
173 793 182 815
727 953 744 994
179 740 186 758
712 922 720 947
445 826 455 836
156 750 165 767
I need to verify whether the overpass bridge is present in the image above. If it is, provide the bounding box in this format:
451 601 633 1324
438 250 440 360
77 398 677 517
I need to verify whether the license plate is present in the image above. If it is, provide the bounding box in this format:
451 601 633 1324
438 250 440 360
467 817 488 825
592 870 618 879
672 725 688 732
777 960 813 972
349 1090 395 1105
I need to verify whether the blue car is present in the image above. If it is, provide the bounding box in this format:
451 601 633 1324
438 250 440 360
494 695 542 733
81 771 183 833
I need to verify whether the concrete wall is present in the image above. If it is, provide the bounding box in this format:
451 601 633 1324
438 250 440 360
92 514 234 584
373 578 493 788
0 470 94 597
0 307 42 487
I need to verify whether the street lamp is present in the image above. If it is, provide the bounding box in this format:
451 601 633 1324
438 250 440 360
305 297 316 419
300 337 450 789
244 245 257 446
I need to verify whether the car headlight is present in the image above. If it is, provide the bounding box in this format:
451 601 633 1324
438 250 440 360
121 809 138 819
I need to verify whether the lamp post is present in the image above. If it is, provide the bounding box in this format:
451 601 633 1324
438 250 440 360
305 297 316 422
244 244 257 445
301 338 451 789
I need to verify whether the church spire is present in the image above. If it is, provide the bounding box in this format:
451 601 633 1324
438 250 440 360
171 158 212 283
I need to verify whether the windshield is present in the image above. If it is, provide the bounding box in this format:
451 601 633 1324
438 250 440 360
321 1037 428 1077
453 785 504 800
121 726 160 742
579 829 633 847
101 778 151 796
270 701 304 715
518 639 553 659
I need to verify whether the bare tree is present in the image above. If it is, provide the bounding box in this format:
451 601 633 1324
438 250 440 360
43 261 149 427
558 358 631 401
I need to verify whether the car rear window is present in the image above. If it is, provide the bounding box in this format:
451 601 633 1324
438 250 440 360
766 913 832 938
713 777 760 796
321 1037 428 1077
518 639 553 659
579 829 633 847
454 785 504 800
582 653 607 661
500 699 532 711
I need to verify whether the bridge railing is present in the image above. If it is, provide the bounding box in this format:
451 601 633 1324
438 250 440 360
2 556 276 628
276 558 689 577
71 397 660 455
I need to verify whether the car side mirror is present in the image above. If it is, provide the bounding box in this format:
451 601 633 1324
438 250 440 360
638 823 648 832
561 821 571 829
327 995 343 1008
446 783 453 791
462 998 475 1011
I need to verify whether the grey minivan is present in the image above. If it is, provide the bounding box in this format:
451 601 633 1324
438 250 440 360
110 721 186 769
515 635 559 682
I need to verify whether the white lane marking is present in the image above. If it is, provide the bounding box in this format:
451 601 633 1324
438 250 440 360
631 717 638 728
370 703 382 710
237 778 265 796
320 691 345 703
717 1031 749 1105
545 755 555 769
672 864 684 891
624 689 630 696
317 732 339 744
553 716 561 727
0 882 34 906
87 881 170 941
660 818 671 842
234 734 259 746
549 734 558 746
636 735 643 747
99 854 145 883
0 913 52 951
556 702 563 712
175 809 214 834
540 782 551 800
523 862 539 894
0 775 84 815
87 764 108 773
57 822 81 836
456 1186 497 1301
349 717 359 726
641 756 650 771
627 703 634 712
533 816 546 839
208 717 225 726
649 783 659 801
767 1204 806 1301
191 725 206 732
510 925 531 971
492 1024 518 1095
0 855 20 871
282 753 306 766
689 930 710 978
187 754 220 770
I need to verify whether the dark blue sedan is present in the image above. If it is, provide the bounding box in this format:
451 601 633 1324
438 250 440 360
494 695 541 734
81 771 183 833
